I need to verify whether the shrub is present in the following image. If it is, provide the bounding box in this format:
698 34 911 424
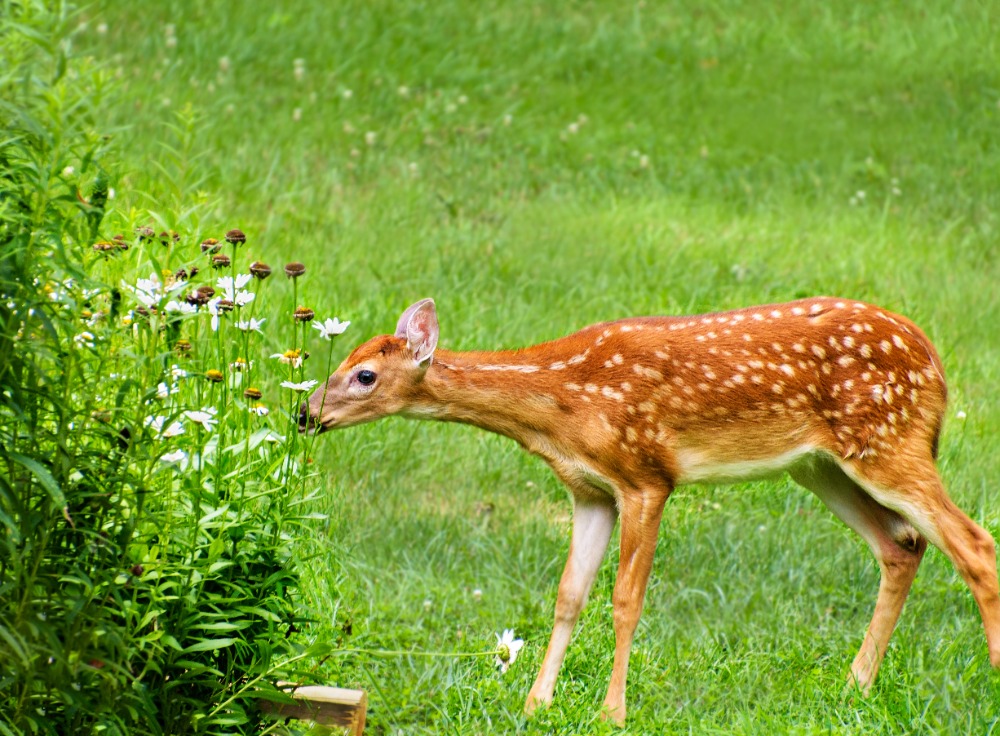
0 5 340 733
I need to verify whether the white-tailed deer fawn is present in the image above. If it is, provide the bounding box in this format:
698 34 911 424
302 297 1000 724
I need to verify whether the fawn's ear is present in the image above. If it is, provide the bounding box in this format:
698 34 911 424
394 298 438 364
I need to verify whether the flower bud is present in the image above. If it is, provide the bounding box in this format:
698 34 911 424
244 387 263 400
216 299 235 313
211 253 231 269
249 261 272 279
284 262 306 279
205 369 224 383
201 238 221 253
225 228 247 246
294 306 315 322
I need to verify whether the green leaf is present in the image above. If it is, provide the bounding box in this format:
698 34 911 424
183 637 237 653
8 451 65 507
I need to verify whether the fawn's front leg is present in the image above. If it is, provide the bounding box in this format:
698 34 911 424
525 497 617 714
602 487 671 725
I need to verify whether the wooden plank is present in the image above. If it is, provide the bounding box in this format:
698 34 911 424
261 683 367 735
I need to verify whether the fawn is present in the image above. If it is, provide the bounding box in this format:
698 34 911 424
301 297 1000 724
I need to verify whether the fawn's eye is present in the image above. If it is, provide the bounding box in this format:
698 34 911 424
356 369 377 386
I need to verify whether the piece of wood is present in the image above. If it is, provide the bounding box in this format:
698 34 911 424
261 683 367 734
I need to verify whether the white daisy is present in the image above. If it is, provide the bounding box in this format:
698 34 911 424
216 274 255 307
313 317 350 339
495 629 524 674
160 449 188 469
165 300 197 315
271 350 305 368
235 317 266 333
184 407 218 432
281 380 319 392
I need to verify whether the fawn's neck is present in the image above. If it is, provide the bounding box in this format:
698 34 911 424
406 348 566 445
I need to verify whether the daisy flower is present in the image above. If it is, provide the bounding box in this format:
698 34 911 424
216 274 255 307
235 317 266 333
271 349 305 368
495 629 524 674
145 415 185 438
160 449 188 469
184 407 218 432
281 380 319 392
164 300 197 315
313 317 351 339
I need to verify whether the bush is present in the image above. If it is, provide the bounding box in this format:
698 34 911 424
0 4 339 733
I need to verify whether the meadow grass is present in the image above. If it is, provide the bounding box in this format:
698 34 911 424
88 0 1000 732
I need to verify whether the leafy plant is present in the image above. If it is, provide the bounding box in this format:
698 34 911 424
0 4 344 734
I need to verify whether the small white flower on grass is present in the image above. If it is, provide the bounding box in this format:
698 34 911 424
218 56 230 72
313 317 350 339
145 415 185 438
495 629 524 674
271 349 305 368
472 588 482 602
170 364 187 380
236 317 266 333
96 22 108 34
216 274 255 306
61 165 75 177
956 410 967 420
156 382 171 400
73 331 95 348
281 380 318 392
365 131 377 146
292 107 302 122
248 404 269 416
165 300 197 314
184 407 218 432
423 599 432 612
160 449 188 469
398 85 410 97
342 88 353 99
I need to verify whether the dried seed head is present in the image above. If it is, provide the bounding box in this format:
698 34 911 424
244 387 263 400
188 266 199 278
225 228 246 246
135 226 156 241
112 234 130 250
159 230 180 246
294 306 315 322
174 268 188 281
201 238 221 253
205 369 224 383
211 253 231 269
216 299 235 313
174 339 192 354
284 261 306 279
249 261 272 279
92 241 116 253
130 564 144 577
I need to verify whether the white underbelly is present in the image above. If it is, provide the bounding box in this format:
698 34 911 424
674 444 818 485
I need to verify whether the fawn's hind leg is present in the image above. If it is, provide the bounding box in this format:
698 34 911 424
791 459 926 692
844 457 1000 669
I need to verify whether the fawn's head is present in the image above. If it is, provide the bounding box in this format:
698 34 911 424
300 298 439 433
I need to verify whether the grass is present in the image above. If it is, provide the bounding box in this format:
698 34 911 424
86 0 1000 732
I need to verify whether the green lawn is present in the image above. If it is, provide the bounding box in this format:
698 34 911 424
92 0 1000 732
